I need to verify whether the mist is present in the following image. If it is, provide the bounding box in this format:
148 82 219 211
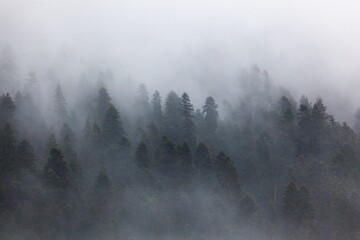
0 0 360 240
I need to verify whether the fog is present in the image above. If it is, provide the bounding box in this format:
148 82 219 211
1 0 360 121
1 1 360 240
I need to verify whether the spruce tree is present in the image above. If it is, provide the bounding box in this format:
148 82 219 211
180 93 196 148
202 96 218 137
42 148 72 194
96 87 112 123
164 91 182 143
102 104 124 145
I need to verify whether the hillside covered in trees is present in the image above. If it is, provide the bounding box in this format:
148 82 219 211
0 45 360 240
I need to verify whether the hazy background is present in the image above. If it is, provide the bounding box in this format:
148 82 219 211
1 0 360 122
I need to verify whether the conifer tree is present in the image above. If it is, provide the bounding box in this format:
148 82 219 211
177 142 194 184
194 143 212 171
102 104 124 145
202 96 218 137
42 148 72 194
180 93 196 148
0 93 16 128
135 141 150 170
151 90 164 129
16 140 36 172
96 87 112 123
164 91 182 143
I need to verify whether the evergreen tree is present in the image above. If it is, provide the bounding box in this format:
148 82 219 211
164 91 182 143
16 140 36 172
60 124 82 181
194 143 212 171
180 93 196 148
42 148 72 194
102 104 124 145
177 142 194 185
0 93 16 128
214 151 241 198
135 141 150 170
283 181 314 239
202 96 218 137
151 90 164 129
96 87 112 123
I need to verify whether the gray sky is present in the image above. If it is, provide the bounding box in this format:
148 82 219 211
1 0 360 121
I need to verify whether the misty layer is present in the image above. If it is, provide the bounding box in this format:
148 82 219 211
0 45 360 240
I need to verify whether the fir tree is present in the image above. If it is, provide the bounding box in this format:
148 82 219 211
102 104 124 145
164 91 182 143
180 93 196 148
202 96 218 137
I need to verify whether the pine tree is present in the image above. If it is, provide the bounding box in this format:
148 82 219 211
42 148 72 194
60 124 82 181
96 87 112 123
180 93 196 148
164 91 182 143
202 96 218 137
135 141 150 170
157 136 177 176
102 104 124 145
214 151 241 198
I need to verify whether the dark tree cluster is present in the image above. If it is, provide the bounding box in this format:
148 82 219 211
0 47 359 240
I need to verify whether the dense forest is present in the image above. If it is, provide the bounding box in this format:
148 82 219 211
0 45 359 240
